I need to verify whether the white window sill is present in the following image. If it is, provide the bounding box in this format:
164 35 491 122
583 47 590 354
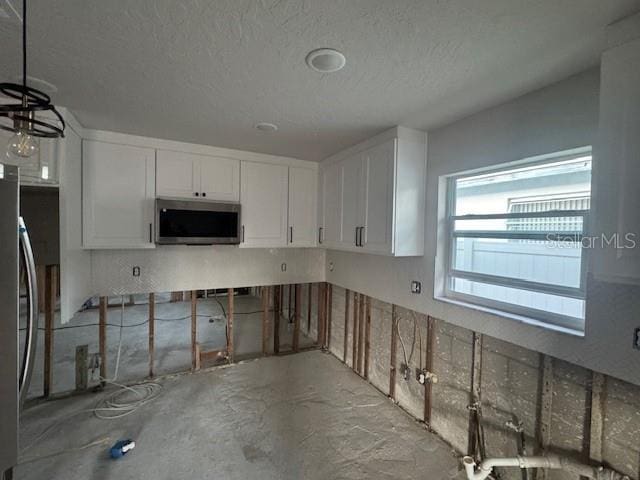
434 295 585 338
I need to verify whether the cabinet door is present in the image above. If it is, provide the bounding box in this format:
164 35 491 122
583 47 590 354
240 161 288 247
593 38 640 282
340 154 365 248
156 150 199 199
288 166 317 247
321 162 343 247
83 140 155 249
362 139 395 254
200 155 240 202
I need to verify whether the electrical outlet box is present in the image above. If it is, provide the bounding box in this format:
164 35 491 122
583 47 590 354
411 281 421 294
634 328 640 350
132 266 141 277
400 362 411 381
281 262 287 272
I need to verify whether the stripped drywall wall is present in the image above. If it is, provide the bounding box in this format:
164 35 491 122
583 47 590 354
328 284 640 480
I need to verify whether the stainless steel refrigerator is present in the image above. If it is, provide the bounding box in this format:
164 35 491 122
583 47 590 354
1 163 38 480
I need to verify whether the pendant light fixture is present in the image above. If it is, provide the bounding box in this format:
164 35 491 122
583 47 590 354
0 0 65 160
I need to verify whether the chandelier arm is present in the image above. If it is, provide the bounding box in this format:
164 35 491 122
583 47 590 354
0 0 66 141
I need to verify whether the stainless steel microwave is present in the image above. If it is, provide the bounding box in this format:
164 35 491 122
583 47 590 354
156 198 241 245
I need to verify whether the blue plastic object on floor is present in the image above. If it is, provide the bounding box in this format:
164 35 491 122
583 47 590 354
110 439 135 459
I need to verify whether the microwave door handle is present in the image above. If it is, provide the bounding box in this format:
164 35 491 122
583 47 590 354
242 225 245 243
18 217 38 406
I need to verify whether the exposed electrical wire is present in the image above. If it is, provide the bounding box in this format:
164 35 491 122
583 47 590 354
20 310 272 332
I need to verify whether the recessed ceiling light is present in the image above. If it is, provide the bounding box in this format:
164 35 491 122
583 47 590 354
305 48 346 73
255 122 278 133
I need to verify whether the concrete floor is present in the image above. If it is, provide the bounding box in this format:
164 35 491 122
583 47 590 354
17 351 460 480
22 292 316 399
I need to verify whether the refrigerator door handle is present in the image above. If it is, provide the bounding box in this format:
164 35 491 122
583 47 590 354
18 217 38 406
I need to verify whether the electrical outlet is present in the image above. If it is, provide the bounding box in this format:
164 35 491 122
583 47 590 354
328 261 334 272
634 327 640 350
411 280 421 294
281 262 287 272
132 266 141 277
400 362 411 381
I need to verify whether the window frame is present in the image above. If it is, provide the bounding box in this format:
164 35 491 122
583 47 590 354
443 150 591 332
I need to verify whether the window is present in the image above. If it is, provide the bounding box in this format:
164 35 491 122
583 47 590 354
445 150 592 332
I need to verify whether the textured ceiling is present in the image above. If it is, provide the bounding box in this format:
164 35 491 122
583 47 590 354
1 0 639 161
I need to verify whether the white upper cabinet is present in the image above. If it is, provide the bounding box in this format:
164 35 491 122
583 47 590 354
240 161 288 247
320 161 343 248
82 140 156 249
319 126 426 257
199 155 240 201
592 36 640 283
339 153 366 249
156 150 239 202
362 139 395 254
287 166 317 247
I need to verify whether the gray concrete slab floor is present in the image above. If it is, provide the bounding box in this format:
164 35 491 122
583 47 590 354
17 351 460 480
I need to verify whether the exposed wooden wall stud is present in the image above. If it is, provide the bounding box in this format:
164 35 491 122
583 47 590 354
274 285 281 355
262 286 270 356
467 332 484 460
424 316 436 425
307 283 312 334
389 304 398 400
99 296 107 385
227 288 234 362
536 354 554 480
343 289 350 362
363 296 371 379
75 345 88 391
588 372 606 463
148 292 155 377
191 290 197 371
352 292 359 370
357 293 365 375
326 284 333 350
293 284 301 352
317 283 326 346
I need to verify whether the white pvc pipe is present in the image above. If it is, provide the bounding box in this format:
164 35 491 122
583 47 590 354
462 455 628 480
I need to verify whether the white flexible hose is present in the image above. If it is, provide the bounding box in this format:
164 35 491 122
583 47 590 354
93 295 162 419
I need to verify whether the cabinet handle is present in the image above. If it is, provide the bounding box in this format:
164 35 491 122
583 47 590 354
355 227 359 246
289 226 293 244
149 223 153 243
359 226 365 247
242 225 245 243
318 227 323 244
194 192 199 197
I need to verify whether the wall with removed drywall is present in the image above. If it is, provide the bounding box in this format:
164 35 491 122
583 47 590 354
325 67 640 388
328 285 640 480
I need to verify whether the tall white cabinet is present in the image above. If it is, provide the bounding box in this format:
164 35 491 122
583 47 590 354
320 161 342 248
82 140 156 249
240 161 289 247
592 34 640 283
288 166 317 247
319 126 426 257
